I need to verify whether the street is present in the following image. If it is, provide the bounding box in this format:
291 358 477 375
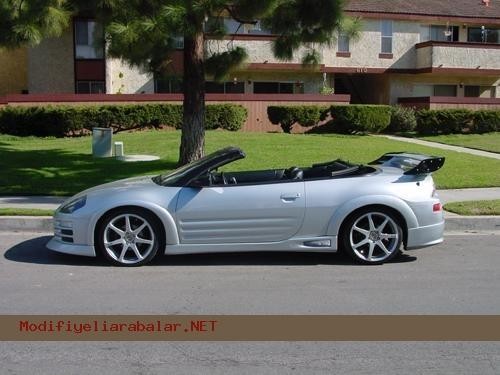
1 231 500 374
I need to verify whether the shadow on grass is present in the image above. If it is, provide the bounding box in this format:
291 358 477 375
0 142 177 196
4 236 417 267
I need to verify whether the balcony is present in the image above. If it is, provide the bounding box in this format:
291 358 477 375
416 41 500 72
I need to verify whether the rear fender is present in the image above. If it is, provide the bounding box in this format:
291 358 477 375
327 195 419 236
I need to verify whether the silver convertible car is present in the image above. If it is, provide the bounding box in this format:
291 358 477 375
47 147 445 266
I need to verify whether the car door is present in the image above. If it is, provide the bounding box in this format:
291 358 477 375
174 182 306 244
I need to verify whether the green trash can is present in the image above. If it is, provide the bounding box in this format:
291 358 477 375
92 128 113 158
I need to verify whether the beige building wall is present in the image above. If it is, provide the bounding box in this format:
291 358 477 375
105 58 154 94
0 48 28 95
28 31 74 93
389 74 500 104
325 19 421 70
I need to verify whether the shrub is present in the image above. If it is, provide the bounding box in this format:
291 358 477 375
386 105 417 133
206 104 247 131
416 108 500 135
267 105 328 133
471 110 500 134
0 103 247 137
328 105 391 134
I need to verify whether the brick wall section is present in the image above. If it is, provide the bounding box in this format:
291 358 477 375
0 48 28 96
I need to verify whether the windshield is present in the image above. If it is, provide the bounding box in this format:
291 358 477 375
152 147 244 186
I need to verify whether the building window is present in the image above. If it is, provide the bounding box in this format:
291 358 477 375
434 85 457 97
468 27 500 44
154 77 183 93
248 20 272 35
253 81 303 94
464 86 494 98
381 20 393 54
74 20 104 59
338 33 350 52
421 25 459 42
76 81 105 94
206 81 245 94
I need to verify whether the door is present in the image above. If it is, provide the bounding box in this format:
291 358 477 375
175 182 305 244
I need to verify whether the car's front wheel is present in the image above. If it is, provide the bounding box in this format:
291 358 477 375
96 208 162 266
341 208 403 265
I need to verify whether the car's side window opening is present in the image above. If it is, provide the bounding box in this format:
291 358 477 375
203 160 374 187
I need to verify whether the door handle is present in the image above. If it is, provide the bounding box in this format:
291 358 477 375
280 193 301 201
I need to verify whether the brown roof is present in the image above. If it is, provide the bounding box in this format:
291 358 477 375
345 0 500 20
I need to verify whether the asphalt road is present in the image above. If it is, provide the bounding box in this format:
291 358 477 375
1 231 500 374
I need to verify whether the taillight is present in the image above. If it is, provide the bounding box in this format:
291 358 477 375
433 203 442 212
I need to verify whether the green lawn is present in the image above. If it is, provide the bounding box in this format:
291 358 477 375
420 132 500 154
0 208 54 216
444 200 500 216
1 130 500 196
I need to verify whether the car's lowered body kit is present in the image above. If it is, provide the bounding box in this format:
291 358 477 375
47 147 445 266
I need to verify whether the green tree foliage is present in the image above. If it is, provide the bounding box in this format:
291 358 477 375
0 0 70 46
2 0 350 164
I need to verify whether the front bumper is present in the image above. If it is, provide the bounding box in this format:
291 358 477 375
45 213 96 257
46 237 96 257
406 220 445 250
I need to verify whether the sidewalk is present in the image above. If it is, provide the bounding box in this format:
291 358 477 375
378 135 500 160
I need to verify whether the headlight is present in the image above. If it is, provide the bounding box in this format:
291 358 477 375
59 196 87 214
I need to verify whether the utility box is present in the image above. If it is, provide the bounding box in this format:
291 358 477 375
114 141 124 157
92 128 112 157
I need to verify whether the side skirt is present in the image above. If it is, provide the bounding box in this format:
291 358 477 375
164 236 338 255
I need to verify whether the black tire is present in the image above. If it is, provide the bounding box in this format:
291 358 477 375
341 207 403 265
96 207 163 267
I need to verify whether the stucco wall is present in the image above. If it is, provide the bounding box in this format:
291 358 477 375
28 31 74 93
0 48 28 95
389 74 500 104
105 59 154 94
325 19 421 69
431 46 500 70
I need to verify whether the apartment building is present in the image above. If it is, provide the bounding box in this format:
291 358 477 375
2 0 500 109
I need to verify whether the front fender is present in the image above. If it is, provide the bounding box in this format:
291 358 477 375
87 201 180 246
326 195 419 236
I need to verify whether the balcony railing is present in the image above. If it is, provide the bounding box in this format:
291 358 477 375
416 41 500 71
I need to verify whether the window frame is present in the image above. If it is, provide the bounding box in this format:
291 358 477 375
380 20 393 54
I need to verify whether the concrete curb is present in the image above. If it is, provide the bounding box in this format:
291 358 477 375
0 216 53 232
0 215 499 234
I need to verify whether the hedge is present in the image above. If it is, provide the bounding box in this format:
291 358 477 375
267 105 329 133
416 109 500 135
0 103 247 137
386 105 417 133
328 105 391 134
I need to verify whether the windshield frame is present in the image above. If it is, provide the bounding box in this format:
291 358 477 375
152 147 246 187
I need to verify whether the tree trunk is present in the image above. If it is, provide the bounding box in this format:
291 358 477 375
179 31 205 166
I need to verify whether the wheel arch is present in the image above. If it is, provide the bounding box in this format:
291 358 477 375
89 202 179 247
327 195 418 247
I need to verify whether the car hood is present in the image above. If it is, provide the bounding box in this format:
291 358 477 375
63 175 157 204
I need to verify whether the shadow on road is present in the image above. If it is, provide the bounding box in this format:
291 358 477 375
4 236 417 267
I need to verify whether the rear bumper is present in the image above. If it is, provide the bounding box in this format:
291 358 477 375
406 220 445 250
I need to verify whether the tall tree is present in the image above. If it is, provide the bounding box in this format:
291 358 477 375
2 0 355 165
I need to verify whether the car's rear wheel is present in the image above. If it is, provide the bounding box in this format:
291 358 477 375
341 208 403 265
97 208 162 266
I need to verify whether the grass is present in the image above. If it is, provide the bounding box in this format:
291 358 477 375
0 208 54 216
420 132 500 154
1 130 500 196
444 200 500 216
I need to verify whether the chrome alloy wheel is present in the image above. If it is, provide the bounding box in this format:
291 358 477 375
103 214 155 265
349 212 400 263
